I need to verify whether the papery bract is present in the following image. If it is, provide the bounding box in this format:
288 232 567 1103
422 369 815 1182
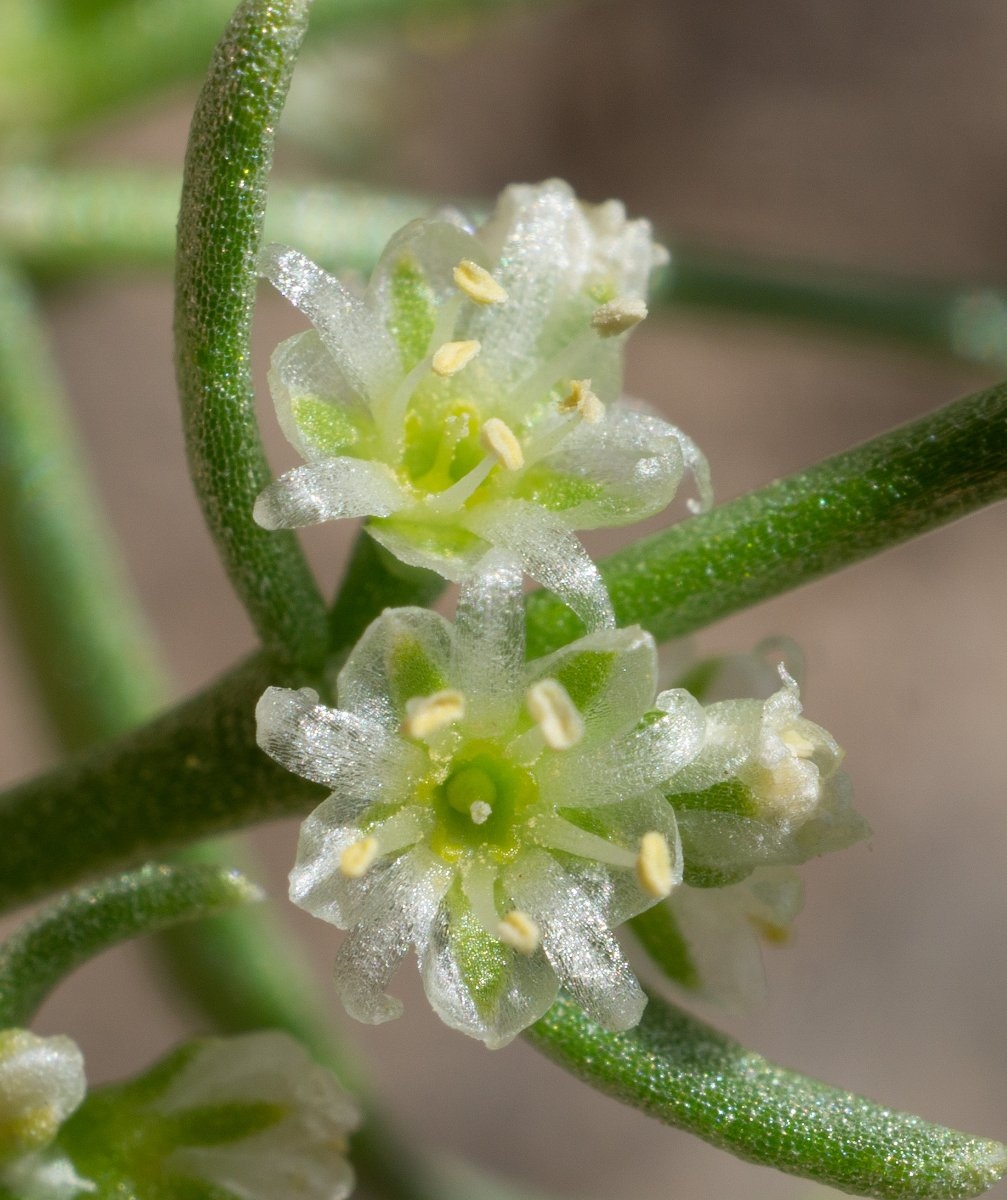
255 179 710 630
258 555 706 1047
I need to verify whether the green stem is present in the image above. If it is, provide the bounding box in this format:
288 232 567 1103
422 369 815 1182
174 0 328 668
526 382 1007 657
0 863 262 1028
0 259 165 751
527 993 1006 1200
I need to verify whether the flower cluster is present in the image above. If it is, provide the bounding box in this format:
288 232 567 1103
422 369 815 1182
255 178 709 629
255 180 867 1046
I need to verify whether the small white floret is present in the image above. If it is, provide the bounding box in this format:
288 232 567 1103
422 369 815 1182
340 836 379 879
558 379 605 424
480 417 525 470
497 909 541 955
453 259 508 306
591 297 648 337
526 678 584 750
431 339 481 377
403 689 466 739
636 831 674 898
469 801 492 825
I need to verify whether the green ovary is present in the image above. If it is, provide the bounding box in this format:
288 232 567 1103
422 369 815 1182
401 395 487 497
430 746 538 865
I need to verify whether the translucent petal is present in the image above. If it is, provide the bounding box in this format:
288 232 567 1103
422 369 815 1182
525 624 657 745
268 330 373 462
369 217 487 315
260 243 398 405
421 898 558 1049
0 1030 86 1151
366 518 486 583
170 1130 355 1200
290 806 433 929
253 458 405 530
451 550 525 735
527 405 690 529
332 848 450 1024
463 499 614 631
552 789 683 927
505 849 645 1031
337 606 454 731
541 687 705 808
255 686 423 792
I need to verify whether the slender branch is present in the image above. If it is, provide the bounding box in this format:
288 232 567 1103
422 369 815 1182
174 0 329 667
526 382 1007 657
527 993 1007 1200
0 259 165 750
0 864 262 1028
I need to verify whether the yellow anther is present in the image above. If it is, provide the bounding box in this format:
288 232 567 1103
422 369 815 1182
526 678 584 750
402 689 466 739
636 831 674 898
453 259 508 306
432 339 481 377
558 379 605 424
591 297 648 337
480 417 525 470
340 836 379 879
780 727 817 759
497 909 541 955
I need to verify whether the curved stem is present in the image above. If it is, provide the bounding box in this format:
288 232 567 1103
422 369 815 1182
174 0 328 668
527 993 1006 1200
0 863 262 1028
526 382 1007 657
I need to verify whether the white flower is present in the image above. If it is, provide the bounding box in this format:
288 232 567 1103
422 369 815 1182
255 178 710 630
0 1029 91 1200
257 555 706 1048
666 667 869 883
154 1032 358 1200
0 1030 85 1166
50 1031 357 1200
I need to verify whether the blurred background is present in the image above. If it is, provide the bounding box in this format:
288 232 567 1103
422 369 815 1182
2 1 1006 1197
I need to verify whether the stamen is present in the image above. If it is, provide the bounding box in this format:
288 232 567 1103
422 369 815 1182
340 836 379 879
558 378 605 424
432 339 481 377
591 297 648 337
469 800 492 825
497 909 541 955
526 678 584 750
480 417 525 470
636 830 674 898
453 259 508 306
781 727 817 759
402 689 466 739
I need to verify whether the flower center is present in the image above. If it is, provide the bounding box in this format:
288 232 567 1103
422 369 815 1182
429 746 538 864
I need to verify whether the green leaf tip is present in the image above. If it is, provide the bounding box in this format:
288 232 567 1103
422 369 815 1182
0 862 264 1028
527 993 1007 1199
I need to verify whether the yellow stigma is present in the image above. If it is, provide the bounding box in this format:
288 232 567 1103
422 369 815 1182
526 678 584 750
636 830 674 898
340 836 379 879
558 378 605 424
591 297 648 337
497 909 541 955
480 417 525 470
432 339 481 377
453 259 508 306
402 689 466 739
